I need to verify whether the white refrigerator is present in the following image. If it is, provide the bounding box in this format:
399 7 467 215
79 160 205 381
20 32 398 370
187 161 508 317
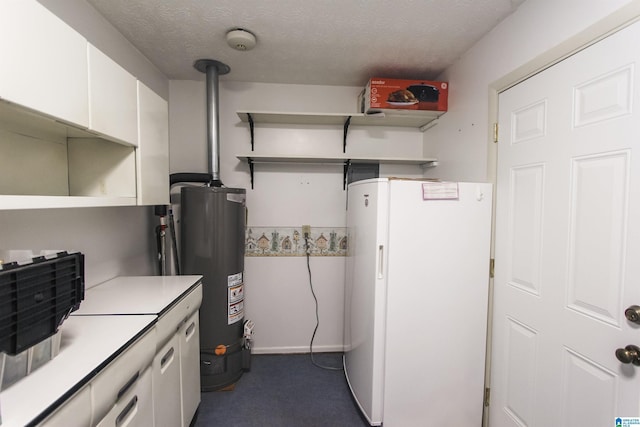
343 178 493 426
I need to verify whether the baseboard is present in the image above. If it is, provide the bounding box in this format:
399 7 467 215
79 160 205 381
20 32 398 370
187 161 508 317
251 344 344 355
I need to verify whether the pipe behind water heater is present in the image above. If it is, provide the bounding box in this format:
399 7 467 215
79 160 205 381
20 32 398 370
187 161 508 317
193 59 229 186
179 59 249 391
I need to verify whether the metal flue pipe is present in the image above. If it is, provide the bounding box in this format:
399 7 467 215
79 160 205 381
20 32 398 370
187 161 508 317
194 59 230 187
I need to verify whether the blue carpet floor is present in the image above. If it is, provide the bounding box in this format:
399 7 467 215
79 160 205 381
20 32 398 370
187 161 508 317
193 353 370 427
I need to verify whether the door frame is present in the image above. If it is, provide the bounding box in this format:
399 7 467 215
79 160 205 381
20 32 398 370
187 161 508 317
483 4 640 426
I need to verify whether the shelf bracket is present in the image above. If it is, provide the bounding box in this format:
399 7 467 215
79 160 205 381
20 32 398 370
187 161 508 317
343 159 351 190
419 118 439 132
247 113 255 151
248 158 255 189
420 160 439 169
343 116 352 153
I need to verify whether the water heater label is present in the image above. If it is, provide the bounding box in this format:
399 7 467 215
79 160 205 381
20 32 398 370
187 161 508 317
228 272 243 287
227 194 246 204
228 272 245 324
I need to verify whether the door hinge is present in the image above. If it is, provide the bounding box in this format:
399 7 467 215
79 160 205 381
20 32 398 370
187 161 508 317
489 258 495 278
493 123 499 143
484 387 491 407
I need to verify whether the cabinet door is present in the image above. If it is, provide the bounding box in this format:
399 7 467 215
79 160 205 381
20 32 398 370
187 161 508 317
0 0 89 128
179 311 201 427
88 45 138 146
137 82 170 205
152 333 181 427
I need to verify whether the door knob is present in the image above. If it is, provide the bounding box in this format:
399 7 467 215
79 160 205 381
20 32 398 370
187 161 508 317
625 305 640 324
615 345 640 365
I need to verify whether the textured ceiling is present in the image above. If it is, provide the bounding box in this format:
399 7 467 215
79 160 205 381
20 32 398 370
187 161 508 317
86 0 525 86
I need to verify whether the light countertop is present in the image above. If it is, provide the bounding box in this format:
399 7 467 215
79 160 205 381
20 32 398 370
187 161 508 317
73 275 203 316
1 315 156 427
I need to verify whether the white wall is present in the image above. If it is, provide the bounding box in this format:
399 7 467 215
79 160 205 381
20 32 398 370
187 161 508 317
424 0 639 182
0 206 156 288
169 80 427 352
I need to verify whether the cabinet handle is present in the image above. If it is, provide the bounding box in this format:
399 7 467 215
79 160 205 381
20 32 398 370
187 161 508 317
185 321 196 339
161 347 175 370
377 245 384 279
115 395 138 427
117 371 139 400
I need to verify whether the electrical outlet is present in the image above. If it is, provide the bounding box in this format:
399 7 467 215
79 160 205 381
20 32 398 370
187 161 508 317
302 224 311 238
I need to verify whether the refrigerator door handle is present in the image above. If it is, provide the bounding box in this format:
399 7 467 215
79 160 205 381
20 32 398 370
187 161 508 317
378 245 384 279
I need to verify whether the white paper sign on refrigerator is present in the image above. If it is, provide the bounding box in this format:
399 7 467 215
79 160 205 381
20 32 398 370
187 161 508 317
422 181 459 200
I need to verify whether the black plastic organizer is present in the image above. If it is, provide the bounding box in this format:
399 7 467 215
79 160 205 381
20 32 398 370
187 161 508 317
0 252 84 355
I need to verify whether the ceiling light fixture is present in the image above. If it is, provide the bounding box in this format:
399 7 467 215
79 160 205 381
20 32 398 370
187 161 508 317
226 29 256 51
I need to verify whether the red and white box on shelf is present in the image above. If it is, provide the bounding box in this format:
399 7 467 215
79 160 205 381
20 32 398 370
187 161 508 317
360 78 449 113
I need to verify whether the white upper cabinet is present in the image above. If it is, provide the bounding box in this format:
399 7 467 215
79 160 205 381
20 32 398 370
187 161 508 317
0 1 170 210
137 82 170 205
0 0 89 128
88 45 139 146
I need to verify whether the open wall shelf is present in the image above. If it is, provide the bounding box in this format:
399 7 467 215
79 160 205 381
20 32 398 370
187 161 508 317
237 110 444 152
236 154 438 189
236 109 444 189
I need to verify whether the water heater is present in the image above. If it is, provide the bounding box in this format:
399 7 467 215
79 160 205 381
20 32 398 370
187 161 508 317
181 186 246 391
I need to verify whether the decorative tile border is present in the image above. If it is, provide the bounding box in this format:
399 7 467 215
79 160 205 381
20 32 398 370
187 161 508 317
246 226 347 257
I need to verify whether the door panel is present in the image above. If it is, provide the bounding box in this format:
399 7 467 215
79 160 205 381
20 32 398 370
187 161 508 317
503 318 538 426
491 20 640 426
567 151 629 326
561 348 617 426
508 164 544 295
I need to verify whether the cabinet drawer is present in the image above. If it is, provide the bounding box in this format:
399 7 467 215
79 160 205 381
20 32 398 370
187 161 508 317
96 367 153 427
155 284 202 348
38 385 92 427
91 327 156 424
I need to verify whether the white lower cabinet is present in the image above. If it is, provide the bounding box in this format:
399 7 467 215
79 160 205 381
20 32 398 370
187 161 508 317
16 279 203 427
179 311 201 427
151 285 202 427
96 367 154 427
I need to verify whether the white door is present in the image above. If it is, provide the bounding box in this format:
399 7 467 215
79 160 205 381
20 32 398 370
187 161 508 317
491 21 640 427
